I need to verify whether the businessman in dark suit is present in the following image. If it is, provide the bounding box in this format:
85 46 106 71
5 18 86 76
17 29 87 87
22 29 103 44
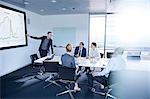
74 42 86 57
28 32 54 57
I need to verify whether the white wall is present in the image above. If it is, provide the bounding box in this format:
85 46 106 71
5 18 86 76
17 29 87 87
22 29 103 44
41 14 89 55
0 1 43 76
0 2 89 77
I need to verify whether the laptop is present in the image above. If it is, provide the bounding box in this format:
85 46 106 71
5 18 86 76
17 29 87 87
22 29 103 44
45 54 55 60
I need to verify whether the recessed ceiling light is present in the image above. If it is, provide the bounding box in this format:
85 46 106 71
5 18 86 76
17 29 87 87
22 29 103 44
24 1 29 5
62 8 66 11
40 9 44 12
51 0 56 3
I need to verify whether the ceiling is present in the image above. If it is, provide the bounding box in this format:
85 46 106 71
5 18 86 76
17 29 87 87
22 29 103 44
0 0 111 15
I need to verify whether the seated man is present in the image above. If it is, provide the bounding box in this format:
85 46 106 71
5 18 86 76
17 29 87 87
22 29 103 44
74 42 87 72
74 42 86 57
88 47 126 89
61 43 81 91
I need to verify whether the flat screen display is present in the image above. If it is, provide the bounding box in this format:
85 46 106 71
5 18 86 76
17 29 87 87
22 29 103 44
0 5 27 50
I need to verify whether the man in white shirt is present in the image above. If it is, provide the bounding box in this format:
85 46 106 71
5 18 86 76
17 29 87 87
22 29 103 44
88 47 126 88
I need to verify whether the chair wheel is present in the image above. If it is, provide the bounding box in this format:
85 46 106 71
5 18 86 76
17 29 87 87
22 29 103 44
91 88 95 92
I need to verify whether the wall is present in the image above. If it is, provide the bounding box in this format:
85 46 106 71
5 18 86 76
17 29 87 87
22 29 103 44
0 2 89 77
41 14 89 56
0 1 43 76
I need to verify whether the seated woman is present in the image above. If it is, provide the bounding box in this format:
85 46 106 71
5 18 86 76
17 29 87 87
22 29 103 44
61 43 81 91
85 42 101 73
89 42 100 59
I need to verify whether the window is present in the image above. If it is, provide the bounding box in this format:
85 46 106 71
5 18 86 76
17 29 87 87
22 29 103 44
89 14 105 51
90 0 150 54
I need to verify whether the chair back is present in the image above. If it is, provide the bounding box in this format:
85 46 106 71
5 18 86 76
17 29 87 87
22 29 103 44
43 61 59 73
58 66 75 81
100 53 104 58
107 71 121 85
107 52 114 58
30 54 39 64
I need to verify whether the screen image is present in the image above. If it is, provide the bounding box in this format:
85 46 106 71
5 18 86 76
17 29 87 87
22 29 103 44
0 5 27 50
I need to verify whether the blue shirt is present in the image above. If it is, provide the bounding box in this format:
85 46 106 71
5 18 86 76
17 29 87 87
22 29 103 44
61 53 76 68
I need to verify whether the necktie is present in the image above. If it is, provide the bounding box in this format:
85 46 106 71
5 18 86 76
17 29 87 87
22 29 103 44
79 49 81 56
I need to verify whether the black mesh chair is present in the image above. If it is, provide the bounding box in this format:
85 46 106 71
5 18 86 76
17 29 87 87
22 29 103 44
43 61 61 88
30 54 39 64
100 53 104 58
21 54 44 81
30 54 45 75
91 71 119 99
107 52 114 58
56 66 77 99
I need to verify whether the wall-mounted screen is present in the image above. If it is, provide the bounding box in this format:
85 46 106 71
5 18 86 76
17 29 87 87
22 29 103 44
0 5 27 50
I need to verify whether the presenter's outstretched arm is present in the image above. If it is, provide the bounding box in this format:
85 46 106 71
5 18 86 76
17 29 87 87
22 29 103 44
27 33 42 40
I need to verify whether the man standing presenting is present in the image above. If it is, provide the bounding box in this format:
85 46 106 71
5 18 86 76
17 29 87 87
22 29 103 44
27 32 54 57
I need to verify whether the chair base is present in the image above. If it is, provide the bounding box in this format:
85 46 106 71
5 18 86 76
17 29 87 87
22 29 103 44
25 75 43 81
56 86 76 99
44 80 61 88
91 88 118 99
44 73 61 88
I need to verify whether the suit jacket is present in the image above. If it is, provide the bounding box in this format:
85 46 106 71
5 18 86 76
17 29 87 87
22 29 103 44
61 53 76 68
30 36 54 54
74 46 86 57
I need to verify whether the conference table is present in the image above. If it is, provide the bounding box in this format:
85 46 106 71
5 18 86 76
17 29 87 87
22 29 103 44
34 55 107 68
34 55 61 64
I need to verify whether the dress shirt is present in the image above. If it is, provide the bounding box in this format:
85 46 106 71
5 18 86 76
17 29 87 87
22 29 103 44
89 48 100 58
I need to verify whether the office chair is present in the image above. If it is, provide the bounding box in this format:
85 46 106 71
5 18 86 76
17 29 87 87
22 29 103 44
91 71 119 99
107 52 114 58
30 54 45 75
43 61 61 88
22 54 44 81
100 53 104 58
56 66 77 99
